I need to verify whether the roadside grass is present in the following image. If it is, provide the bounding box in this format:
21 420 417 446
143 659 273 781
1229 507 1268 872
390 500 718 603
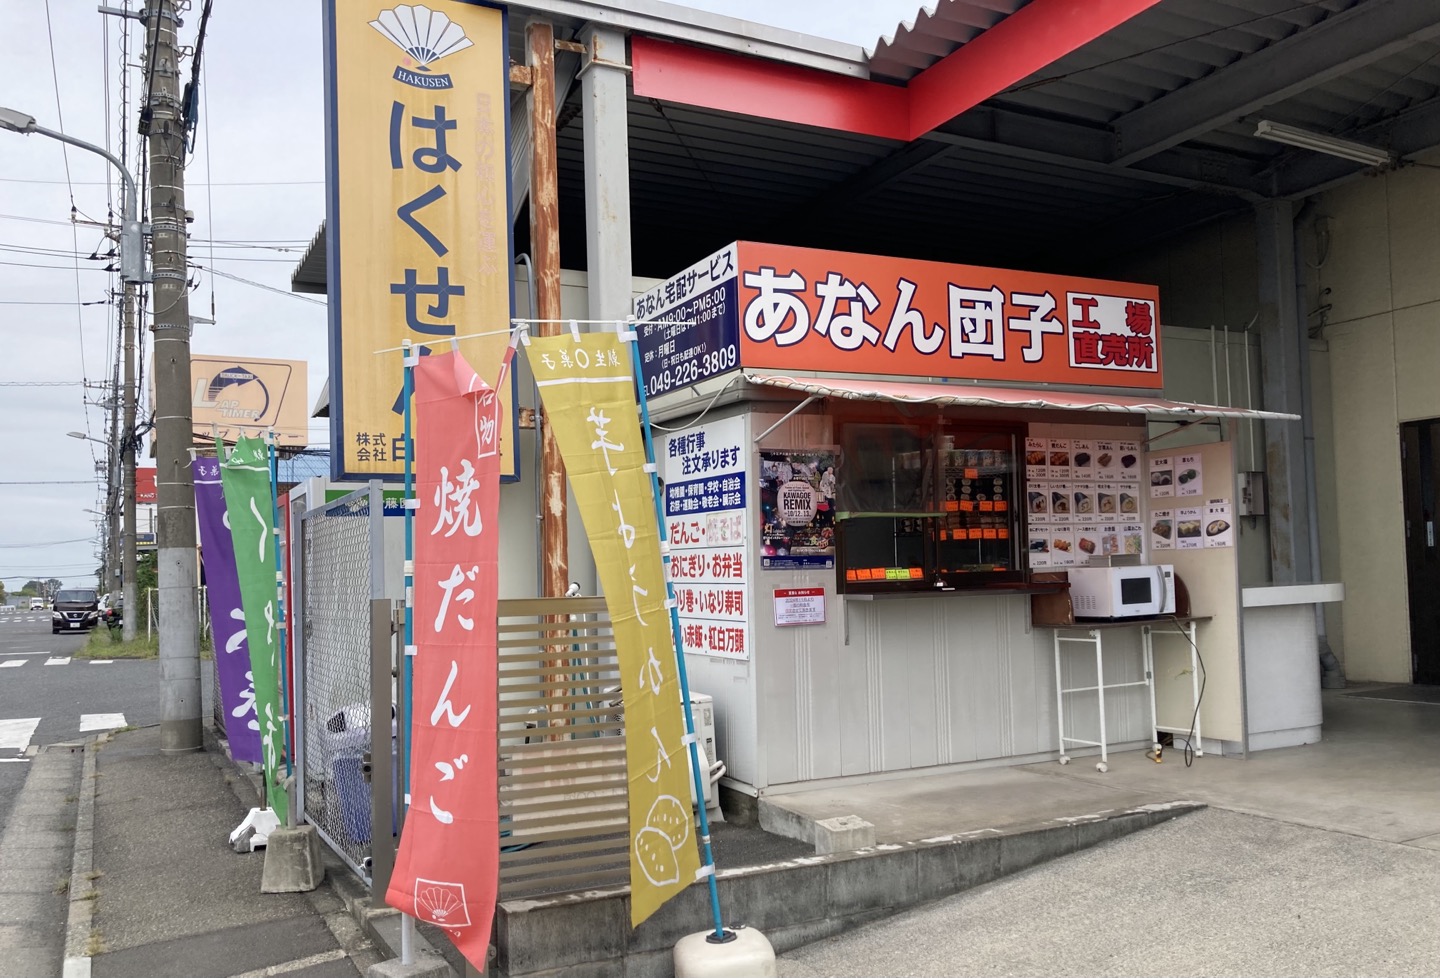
75 628 158 660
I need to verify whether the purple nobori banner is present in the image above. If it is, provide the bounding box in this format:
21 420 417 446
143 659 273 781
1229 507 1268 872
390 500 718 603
192 458 263 763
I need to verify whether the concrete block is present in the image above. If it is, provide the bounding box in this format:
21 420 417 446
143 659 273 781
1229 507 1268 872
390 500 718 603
756 800 813 845
628 881 713 954
260 824 326 893
826 849 917 918
718 861 830 933
813 816 874 855
998 825 1077 875
496 894 627 975
366 952 452 978
673 926 776 977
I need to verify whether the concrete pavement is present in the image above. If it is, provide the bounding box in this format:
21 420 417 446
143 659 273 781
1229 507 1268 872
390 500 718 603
71 724 378 978
776 687 1440 977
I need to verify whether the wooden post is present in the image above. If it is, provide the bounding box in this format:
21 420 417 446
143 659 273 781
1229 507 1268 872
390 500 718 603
528 21 567 600
528 22 571 732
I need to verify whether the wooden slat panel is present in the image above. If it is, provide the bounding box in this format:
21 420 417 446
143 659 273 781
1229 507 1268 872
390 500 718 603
498 869 628 897
492 598 631 899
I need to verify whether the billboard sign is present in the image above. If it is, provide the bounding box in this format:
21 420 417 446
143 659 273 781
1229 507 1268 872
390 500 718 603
637 242 1163 392
324 0 516 482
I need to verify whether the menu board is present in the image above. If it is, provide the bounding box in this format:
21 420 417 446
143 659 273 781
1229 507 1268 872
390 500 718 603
1175 452 1203 498
1026 435 1142 569
1149 454 1175 498
1203 499 1234 548
1150 507 1173 551
1175 505 1204 550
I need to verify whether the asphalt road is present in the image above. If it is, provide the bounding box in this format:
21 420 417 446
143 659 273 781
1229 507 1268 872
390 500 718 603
0 613 159 831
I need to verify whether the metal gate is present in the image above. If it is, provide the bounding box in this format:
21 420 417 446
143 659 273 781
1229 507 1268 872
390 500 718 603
294 482 391 885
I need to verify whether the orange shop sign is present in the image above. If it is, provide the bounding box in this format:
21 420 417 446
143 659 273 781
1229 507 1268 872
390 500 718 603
635 242 1163 393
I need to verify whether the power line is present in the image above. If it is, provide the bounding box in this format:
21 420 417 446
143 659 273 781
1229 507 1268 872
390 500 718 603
191 264 327 305
0 176 323 187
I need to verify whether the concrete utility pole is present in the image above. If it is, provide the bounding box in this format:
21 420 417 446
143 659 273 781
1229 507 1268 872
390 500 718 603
143 0 202 752
120 283 139 642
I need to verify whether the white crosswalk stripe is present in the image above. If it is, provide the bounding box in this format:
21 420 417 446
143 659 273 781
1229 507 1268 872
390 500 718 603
46 657 71 665
79 713 126 732
0 718 41 752
0 660 24 668
90 660 113 665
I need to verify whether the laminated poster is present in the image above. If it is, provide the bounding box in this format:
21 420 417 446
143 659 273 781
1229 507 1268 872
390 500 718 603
1175 453 1203 497
1098 523 1122 557
1149 454 1175 498
1094 439 1119 482
1176 506 1204 550
1116 440 1142 483
1203 498 1234 548
1048 526 1077 567
1024 436 1048 482
1072 483 1097 522
1150 508 1175 551
759 449 837 569
1122 523 1145 558
1047 438 1073 482
1071 440 1097 480
1027 520 1050 569
1074 522 1102 560
1026 481 1050 524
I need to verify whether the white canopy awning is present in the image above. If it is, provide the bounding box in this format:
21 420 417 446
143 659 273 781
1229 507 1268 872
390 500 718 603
744 373 1300 422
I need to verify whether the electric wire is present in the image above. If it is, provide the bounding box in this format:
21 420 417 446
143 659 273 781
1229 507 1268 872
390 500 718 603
42 0 96 463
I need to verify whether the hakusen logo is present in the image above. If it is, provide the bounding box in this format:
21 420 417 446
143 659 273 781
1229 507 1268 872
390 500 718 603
370 4 473 90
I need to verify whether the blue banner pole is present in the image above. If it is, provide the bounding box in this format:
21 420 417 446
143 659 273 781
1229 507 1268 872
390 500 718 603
626 325 728 942
401 340 416 809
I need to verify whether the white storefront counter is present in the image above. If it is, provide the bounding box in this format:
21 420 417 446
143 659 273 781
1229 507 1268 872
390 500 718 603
1240 583 1345 751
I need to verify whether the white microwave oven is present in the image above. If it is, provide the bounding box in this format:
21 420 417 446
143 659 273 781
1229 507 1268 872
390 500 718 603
1067 564 1175 619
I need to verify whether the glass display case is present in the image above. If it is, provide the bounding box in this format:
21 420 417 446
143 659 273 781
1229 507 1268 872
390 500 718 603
837 418 1025 593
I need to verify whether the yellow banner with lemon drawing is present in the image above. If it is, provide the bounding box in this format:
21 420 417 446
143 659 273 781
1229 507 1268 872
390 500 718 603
527 331 699 926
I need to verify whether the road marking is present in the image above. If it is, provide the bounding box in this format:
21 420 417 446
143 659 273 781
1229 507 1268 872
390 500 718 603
0 758 31 764
46 657 71 666
0 660 24 668
0 718 41 751
90 660 113 665
228 948 348 978
79 713 126 732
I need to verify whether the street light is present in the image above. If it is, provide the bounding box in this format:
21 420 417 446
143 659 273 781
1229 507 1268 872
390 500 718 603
0 108 145 284
8 105 154 647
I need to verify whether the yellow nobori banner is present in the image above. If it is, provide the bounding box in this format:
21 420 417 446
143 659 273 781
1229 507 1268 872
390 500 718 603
528 332 701 927
324 0 514 480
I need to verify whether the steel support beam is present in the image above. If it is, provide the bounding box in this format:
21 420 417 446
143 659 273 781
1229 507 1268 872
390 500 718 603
1255 199 1311 584
1114 0 1440 165
581 24 634 324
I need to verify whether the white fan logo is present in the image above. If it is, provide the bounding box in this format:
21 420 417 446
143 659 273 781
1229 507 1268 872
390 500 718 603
371 5 474 73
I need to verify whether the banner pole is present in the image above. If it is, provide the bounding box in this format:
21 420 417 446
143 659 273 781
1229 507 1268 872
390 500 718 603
267 432 294 816
400 340 417 966
626 326 728 942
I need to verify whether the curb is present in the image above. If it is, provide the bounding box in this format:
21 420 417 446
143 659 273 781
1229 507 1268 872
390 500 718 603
61 736 100 978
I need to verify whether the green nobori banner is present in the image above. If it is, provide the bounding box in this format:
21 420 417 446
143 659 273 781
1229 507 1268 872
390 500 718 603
220 435 290 820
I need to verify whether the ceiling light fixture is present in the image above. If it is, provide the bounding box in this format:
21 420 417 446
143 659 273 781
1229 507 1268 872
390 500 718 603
1254 120 1394 167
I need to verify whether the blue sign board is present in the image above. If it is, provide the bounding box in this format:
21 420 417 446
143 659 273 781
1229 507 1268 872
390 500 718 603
635 244 741 398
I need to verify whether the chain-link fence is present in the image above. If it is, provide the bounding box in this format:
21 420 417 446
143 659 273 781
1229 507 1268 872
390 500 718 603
296 483 385 883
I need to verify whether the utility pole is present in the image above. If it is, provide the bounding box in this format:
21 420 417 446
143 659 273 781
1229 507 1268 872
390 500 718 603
527 21 567 599
143 0 201 752
120 283 138 642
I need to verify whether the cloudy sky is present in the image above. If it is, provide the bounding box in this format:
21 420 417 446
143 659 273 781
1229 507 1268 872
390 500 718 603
0 0 919 593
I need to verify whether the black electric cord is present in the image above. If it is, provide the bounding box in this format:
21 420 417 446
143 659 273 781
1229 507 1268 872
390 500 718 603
1167 619 1207 767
